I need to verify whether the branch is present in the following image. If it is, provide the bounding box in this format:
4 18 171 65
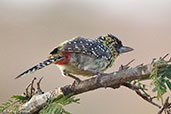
122 83 161 108
158 97 171 114
18 63 154 114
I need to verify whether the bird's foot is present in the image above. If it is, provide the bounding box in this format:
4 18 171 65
63 71 82 86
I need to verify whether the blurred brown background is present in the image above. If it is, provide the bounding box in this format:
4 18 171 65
0 0 171 114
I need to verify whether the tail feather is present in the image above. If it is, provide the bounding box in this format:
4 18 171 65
15 56 62 79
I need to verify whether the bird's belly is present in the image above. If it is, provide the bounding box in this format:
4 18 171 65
57 53 110 77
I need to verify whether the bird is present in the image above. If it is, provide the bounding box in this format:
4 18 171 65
16 34 133 81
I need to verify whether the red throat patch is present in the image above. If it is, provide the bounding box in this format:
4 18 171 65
54 51 72 65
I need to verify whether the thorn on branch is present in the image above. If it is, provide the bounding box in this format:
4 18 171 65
24 77 36 99
119 59 135 71
135 63 144 68
30 77 36 97
161 53 169 61
126 59 135 66
152 53 170 64
36 77 44 95
24 77 44 99
24 83 31 98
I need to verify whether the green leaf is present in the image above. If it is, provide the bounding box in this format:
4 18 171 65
55 106 63 114
63 109 71 114
133 81 137 85
150 69 158 78
160 77 166 83
166 72 171 79
55 94 64 101
157 90 161 100
0 97 21 113
166 80 171 90
12 95 27 101
152 87 157 92
39 94 79 114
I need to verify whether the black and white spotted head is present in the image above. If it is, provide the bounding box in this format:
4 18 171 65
97 34 133 54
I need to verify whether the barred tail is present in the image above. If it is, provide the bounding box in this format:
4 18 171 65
15 56 62 79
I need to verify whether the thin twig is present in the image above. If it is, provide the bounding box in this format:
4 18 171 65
161 54 169 61
135 63 144 68
158 97 171 114
30 77 36 97
119 59 135 71
36 77 44 94
37 77 43 90
125 59 135 66
150 96 157 101
24 77 37 98
122 83 161 109
25 83 31 98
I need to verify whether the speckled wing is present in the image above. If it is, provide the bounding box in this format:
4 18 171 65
62 36 112 61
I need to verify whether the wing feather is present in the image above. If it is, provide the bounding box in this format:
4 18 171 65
62 37 112 60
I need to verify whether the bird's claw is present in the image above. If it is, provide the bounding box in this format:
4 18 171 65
63 71 82 86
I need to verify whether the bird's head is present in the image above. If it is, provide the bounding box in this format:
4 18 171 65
97 34 133 55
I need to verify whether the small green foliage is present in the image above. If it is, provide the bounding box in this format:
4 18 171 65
150 59 171 100
39 94 80 114
0 94 79 114
12 95 28 103
0 95 28 113
166 80 171 90
131 80 150 97
132 59 171 101
0 99 14 113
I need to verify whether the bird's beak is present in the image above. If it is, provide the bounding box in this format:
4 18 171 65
119 46 134 54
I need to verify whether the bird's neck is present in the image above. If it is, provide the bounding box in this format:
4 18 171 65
97 39 119 57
